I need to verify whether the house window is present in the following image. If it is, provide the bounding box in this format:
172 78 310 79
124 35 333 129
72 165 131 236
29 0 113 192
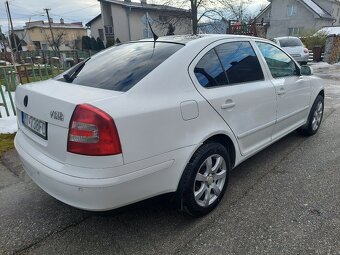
104 26 113 35
98 29 104 41
287 5 297 16
33 41 41 50
288 27 302 36
41 43 48 51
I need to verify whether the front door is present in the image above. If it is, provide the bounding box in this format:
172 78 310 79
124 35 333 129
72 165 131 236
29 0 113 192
255 42 311 140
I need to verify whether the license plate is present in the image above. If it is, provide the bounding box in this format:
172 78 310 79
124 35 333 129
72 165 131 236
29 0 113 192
22 112 48 140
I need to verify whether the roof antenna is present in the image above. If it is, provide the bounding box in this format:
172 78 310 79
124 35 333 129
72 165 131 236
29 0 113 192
140 0 158 47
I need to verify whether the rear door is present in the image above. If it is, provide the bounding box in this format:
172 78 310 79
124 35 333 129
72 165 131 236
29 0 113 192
255 41 311 140
189 39 277 156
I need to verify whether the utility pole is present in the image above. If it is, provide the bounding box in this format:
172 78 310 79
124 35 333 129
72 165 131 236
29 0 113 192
5 1 19 60
44 8 57 54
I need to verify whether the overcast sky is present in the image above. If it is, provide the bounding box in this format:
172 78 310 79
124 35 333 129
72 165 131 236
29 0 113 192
0 0 269 33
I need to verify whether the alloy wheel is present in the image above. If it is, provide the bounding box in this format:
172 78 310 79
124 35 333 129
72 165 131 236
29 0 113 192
312 101 323 131
194 154 227 207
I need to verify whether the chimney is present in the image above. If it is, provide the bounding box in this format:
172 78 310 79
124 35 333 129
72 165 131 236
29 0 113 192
49 18 53 23
60 18 64 24
141 0 147 4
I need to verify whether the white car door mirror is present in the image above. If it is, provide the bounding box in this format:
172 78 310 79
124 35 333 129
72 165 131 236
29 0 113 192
300 65 313 76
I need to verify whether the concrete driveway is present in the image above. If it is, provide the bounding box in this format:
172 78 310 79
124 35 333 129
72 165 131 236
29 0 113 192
1 65 340 255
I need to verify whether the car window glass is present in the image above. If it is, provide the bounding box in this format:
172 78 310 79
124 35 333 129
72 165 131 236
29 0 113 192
256 42 298 78
55 42 183 92
194 49 228 88
278 38 302 47
215 42 264 85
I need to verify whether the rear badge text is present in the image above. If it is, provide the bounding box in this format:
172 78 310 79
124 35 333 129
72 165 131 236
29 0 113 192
50 111 64 121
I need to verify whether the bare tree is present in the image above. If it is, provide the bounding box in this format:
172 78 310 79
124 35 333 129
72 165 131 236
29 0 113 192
218 0 250 21
43 30 67 55
159 0 252 34
159 0 224 34
0 31 9 52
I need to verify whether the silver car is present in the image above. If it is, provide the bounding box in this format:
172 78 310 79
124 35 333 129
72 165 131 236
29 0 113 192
272 37 309 65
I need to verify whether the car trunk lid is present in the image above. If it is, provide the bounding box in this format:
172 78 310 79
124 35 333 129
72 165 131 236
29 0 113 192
15 80 123 168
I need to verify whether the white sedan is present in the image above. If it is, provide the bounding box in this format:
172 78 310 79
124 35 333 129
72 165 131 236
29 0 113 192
15 35 324 217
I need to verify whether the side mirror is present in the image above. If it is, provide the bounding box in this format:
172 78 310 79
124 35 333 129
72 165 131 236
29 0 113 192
300 65 313 76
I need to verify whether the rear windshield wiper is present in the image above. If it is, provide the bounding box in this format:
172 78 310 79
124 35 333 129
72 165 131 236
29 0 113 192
63 57 91 83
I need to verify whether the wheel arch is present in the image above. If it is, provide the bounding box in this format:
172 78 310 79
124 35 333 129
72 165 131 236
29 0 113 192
318 89 324 98
203 134 236 169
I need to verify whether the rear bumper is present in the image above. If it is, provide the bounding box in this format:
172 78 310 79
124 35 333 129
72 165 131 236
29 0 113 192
15 132 194 211
293 54 309 63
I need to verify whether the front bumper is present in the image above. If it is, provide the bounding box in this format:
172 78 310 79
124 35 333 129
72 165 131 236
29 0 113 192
14 132 193 211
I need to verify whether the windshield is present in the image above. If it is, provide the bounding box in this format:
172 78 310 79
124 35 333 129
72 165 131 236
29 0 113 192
279 38 303 47
55 42 183 92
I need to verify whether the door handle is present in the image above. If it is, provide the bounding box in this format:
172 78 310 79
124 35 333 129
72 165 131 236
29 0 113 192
221 100 236 110
277 87 285 95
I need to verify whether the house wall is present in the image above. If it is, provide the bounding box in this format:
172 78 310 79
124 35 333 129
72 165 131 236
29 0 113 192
15 26 86 51
256 6 271 23
111 4 130 42
101 2 192 43
89 17 103 41
315 0 340 24
126 10 191 41
331 1 340 25
267 0 334 38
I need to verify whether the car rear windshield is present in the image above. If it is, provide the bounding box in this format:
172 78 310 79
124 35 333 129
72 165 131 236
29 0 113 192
278 38 302 47
55 42 183 92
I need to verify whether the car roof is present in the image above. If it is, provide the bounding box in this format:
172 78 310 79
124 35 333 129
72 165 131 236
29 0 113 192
274 36 302 41
141 34 270 45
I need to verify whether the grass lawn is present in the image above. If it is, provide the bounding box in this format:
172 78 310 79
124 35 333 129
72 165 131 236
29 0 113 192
0 133 15 156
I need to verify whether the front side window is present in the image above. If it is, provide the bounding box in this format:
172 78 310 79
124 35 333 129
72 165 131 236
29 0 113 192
215 41 264 85
256 42 298 78
287 5 297 16
194 49 227 88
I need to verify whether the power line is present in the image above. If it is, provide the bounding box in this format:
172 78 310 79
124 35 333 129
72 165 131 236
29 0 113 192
58 3 99 15
9 3 45 16
50 13 87 23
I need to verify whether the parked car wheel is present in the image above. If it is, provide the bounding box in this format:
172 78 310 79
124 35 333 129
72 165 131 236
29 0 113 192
300 61 308 66
177 142 230 217
298 95 324 136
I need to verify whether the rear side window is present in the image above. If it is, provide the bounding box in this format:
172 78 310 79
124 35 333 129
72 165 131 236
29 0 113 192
278 38 302 47
194 49 228 88
215 42 264 85
56 42 183 92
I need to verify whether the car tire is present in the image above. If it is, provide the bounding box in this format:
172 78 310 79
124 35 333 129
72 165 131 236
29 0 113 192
176 142 230 217
297 95 324 136
300 61 308 66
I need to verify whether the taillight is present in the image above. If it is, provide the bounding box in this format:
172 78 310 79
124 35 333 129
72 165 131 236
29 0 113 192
304 48 309 54
67 104 121 156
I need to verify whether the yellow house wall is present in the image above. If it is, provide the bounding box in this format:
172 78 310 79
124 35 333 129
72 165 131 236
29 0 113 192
25 27 86 51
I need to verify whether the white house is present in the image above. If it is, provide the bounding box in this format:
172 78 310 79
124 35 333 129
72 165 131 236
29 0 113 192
256 0 340 38
87 0 192 44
